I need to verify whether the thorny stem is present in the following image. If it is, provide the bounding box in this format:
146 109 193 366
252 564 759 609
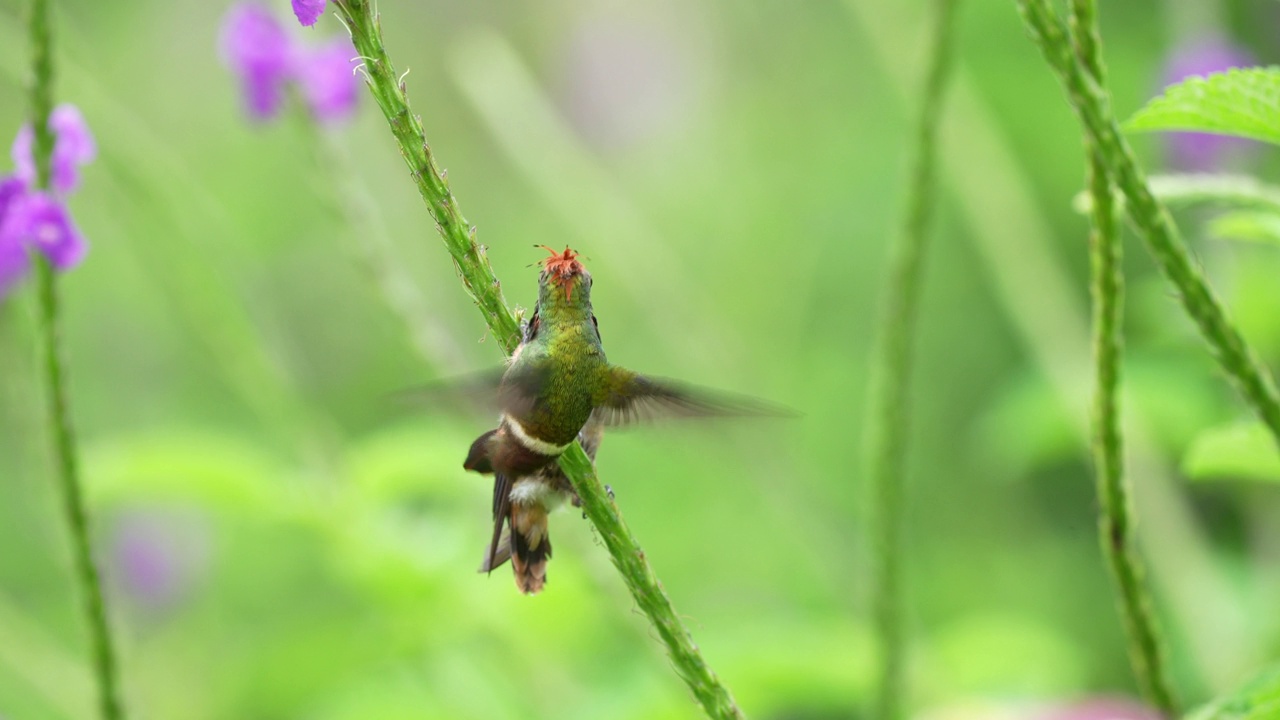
27 0 125 718
1067 0 1179 713
1016 0 1280 460
329 2 745 717
864 0 960 718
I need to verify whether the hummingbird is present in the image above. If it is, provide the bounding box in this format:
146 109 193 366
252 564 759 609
463 246 785 595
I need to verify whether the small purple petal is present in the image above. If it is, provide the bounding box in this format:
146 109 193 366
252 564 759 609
0 175 29 245
48 105 96 194
292 0 327 27
0 177 33 295
1 192 87 270
0 240 27 298
296 39 360 123
9 104 96 194
9 126 34 185
1159 36 1256 171
219 4 295 120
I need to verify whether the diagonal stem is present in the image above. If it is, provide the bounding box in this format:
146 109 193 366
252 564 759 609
26 0 125 718
328 2 745 717
863 0 960 717
1067 0 1179 713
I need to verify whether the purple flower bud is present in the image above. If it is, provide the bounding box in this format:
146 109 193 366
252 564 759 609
10 104 97 195
1160 36 1256 171
219 4 294 120
0 191 86 271
292 0 327 27
296 38 360 123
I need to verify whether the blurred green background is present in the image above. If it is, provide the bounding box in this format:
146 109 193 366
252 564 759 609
2 0 1280 718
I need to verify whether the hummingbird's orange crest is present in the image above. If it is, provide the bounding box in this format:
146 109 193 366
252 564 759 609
537 245 586 301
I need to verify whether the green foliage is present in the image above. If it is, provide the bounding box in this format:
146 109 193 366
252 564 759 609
1189 666 1280 720
1127 68 1280 146
1183 423 1280 483
4 0 1280 717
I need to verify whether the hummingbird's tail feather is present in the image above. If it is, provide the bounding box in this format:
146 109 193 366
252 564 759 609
510 504 552 595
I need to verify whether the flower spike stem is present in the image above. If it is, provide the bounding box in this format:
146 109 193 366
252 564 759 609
27 0 125 719
863 0 960 718
328 2 745 717
1015 0 1280 447
1067 0 1179 713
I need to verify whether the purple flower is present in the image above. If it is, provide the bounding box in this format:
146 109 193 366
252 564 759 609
11 104 97 194
0 105 94 298
0 191 86 271
292 0 327 27
1160 36 1256 171
220 4 359 124
109 509 211 610
219 4 294 120
296 39 359 123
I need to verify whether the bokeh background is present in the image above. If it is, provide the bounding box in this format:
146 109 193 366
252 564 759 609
2 0 1279 718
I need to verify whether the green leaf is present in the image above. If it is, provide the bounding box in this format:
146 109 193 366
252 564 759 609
1126 67 1280 146
1189 665 1280 719
1209 211 1280 247
1182 422 1280 483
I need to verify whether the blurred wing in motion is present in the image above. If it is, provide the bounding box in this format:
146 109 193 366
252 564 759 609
592 367 796 428
394 368 505 417
393 362 548 420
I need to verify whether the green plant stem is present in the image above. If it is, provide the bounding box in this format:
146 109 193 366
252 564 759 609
330 2 745 717
26 1 124 719
864 0 959 718
1016 0 1280 448
1067 0 1178 713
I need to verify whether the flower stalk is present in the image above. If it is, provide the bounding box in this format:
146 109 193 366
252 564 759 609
327 1 744 716
26 0 124 718
863 0 960 717
1067 0 1179 712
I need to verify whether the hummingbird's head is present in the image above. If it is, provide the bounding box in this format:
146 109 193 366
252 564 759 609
536 246 592 311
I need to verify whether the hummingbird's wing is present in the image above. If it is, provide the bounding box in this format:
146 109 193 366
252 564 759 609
394 362 550 419
592 367 794 428
480 526 512 573
485 472 513 574
393 368 505 417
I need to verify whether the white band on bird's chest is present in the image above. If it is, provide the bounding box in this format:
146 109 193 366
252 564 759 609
502 414 572 456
